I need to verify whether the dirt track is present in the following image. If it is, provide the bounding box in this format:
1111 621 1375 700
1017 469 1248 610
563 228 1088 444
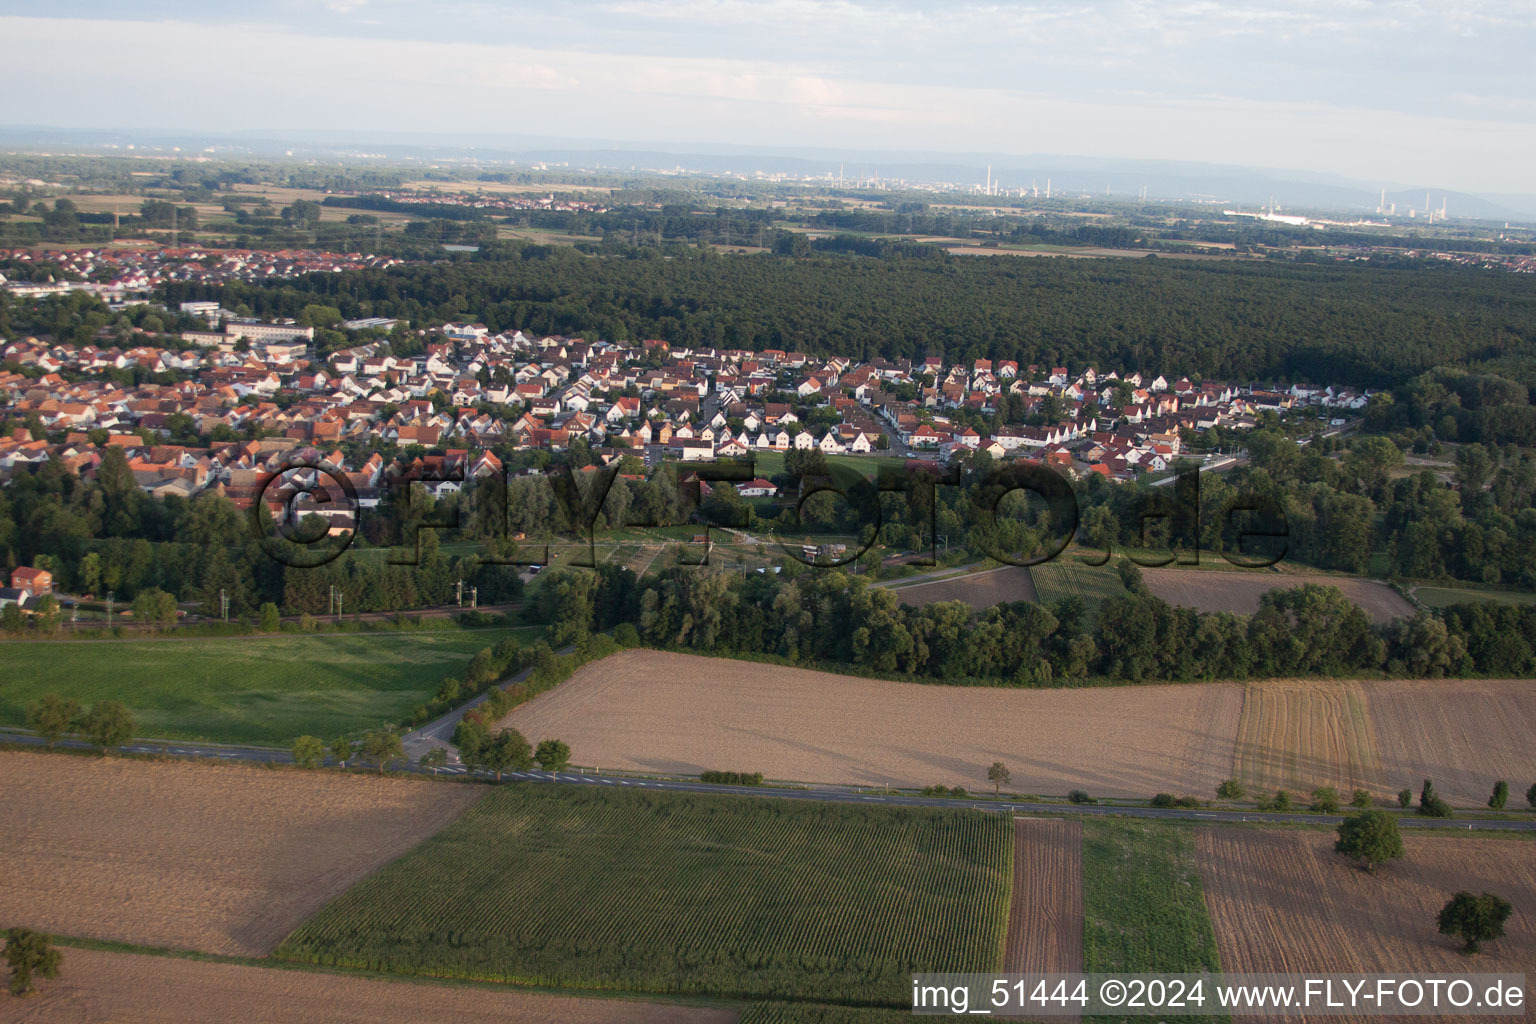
885 565 1038 609
1003 820 1083 975
2 947 735 1024
500 650 1243 797
0 751 481 956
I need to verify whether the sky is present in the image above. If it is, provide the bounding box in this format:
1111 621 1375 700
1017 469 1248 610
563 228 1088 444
2 1 1533 194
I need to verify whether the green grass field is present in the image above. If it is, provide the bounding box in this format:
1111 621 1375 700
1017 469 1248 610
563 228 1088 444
1028 560 1128 610
1412 585 1536 609
0 626 540 745
1081 820 1222 975
277 785 1012 1006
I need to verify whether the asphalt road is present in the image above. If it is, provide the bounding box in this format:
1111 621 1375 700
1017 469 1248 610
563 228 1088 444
5 729 1535 831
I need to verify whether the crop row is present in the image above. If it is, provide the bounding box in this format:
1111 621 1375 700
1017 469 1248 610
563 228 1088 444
278 785 1012 1006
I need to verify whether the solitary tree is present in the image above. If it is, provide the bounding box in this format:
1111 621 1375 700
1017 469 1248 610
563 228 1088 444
1351 789 1372 808
1489 781 1508 810
1528 782 1536 809
1310 787 1342 814
330 736 353 768
535 739 571 772
291 735 324 769
1217 778 1245 801
24 694 79 749
1334 810 1405 872
1437 891 1513 953
1398 788 1413 809
987 761 1011 795
361 730 404 773
4 928 61 996
419 748 448 774
259 602 281 632
81 701 134 752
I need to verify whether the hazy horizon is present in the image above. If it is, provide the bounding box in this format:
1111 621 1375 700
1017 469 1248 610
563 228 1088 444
3 1 1533 194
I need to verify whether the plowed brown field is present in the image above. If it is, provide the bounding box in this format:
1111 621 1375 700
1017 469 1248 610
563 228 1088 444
1003 820 1083 975
498 650 1244 797
1233 680 1384 795
1142 569 1413 624
0 751 481 956
1197 830 1536 1021
3 947 733 1024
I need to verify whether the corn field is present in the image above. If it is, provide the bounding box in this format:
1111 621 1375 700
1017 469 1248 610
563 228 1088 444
277 784 1012 1006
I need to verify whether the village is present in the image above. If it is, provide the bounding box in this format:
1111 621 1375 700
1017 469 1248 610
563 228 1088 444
0 303 1375 526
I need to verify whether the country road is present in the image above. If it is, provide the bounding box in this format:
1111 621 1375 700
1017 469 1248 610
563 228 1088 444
4 729 1534 831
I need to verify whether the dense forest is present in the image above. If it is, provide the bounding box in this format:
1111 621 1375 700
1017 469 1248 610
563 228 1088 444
163 246 1536 389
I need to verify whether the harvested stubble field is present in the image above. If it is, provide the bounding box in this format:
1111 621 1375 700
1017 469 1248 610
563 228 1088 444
1233 680 1384 795
1141 568 1414 624
1233 678 1536 805
278 785 1012 1006
885 565 1039 609
500 651 1244 798
4 948 731 1024
1003 820 1083 975
0 751 481 956
1197 830 1536 1020
1364 678 1536 805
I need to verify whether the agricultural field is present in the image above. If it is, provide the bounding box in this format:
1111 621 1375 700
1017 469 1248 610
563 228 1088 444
1027 560 1127 610
1004 819 1083 975
1232 677 1536 805
0 626 535 745
1141 568 1413 624
277 784 1013 1006
1364 678 1536 806
1412 584 1536 609
12 947 730 1024
1082 820 1222 975
0 751 480 956
1233 680 1384 795
499 650 1245 798
1198 829 1536 1014
885 565 1039 609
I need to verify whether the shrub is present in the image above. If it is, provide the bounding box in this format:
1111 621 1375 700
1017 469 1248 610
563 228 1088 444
1310 787 1342 814
950 787 969 799
1151 793 1199 808
291 735 324 769
1528 782 1536 809
1420 796 1454 818
1067 789 1094 804
1418 779 1453 818
1398 788 1413 809
1488 781 1508 810
1259 790 1292 812
1351 789 1373 808
613 622 641 647
1216 778 1245 800
702 771 765 786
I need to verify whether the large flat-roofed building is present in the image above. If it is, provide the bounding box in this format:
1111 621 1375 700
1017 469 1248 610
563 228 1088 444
224 320 315 345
